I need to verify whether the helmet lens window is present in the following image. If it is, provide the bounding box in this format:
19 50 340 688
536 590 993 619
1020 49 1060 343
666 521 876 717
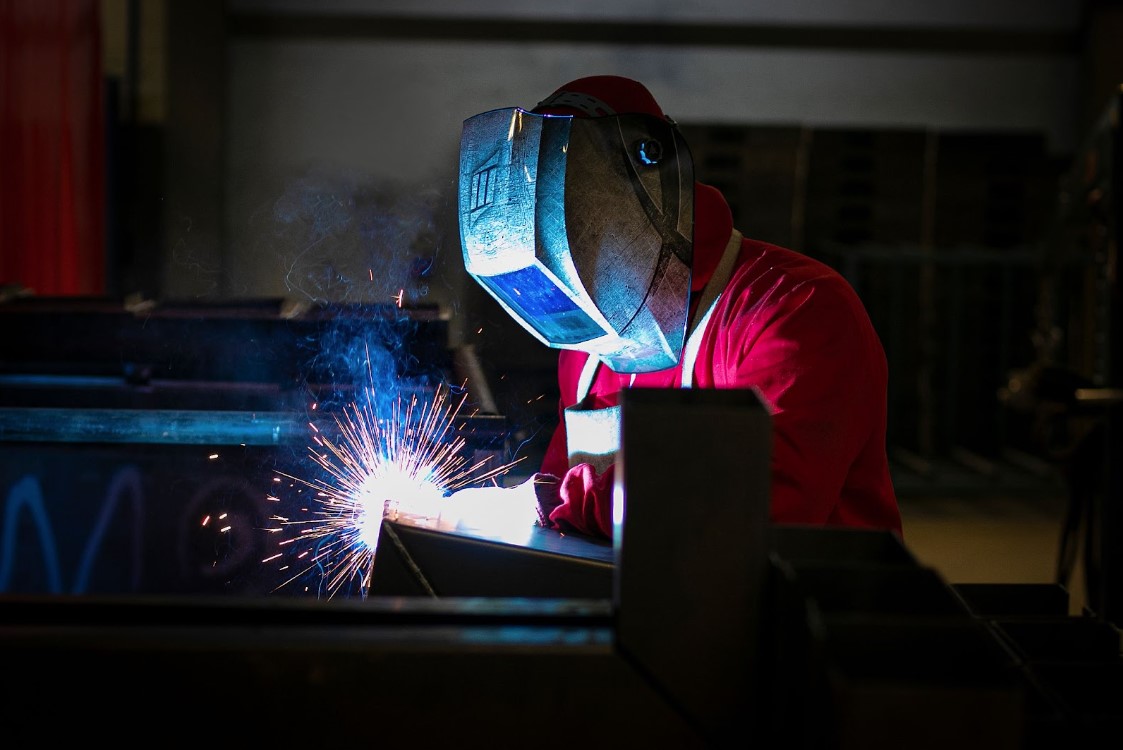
481 265 605 345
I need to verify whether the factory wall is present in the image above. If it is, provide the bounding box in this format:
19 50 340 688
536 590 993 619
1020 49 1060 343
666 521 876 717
206 0 1083 352
156 3 1069 305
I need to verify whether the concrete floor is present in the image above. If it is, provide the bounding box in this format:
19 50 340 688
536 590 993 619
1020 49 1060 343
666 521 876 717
897 490 1088 615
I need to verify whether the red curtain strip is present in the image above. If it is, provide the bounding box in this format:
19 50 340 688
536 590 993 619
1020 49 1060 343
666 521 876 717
0 0 105 296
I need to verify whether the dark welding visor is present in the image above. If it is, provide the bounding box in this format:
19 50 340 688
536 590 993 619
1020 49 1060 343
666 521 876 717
459 107 694 373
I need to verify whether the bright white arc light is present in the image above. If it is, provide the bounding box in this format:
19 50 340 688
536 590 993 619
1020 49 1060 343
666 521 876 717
355 469 446 548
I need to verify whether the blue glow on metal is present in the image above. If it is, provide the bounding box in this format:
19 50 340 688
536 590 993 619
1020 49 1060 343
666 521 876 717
0 476 62 592
0 374 128 389
459 107 695 372
459 626 613 646
0 408 306 445
0 468 143 594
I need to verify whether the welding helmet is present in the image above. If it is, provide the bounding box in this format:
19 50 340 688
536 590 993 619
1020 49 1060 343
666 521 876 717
458 76 694 373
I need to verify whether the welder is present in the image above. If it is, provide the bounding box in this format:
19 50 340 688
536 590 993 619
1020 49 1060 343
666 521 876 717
450 75 902 540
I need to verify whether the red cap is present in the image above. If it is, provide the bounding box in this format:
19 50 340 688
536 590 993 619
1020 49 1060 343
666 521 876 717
692 182 733 293
533 75 670 120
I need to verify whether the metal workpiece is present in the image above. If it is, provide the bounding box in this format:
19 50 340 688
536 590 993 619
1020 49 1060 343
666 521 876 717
368 515 614 599
615 387 773 746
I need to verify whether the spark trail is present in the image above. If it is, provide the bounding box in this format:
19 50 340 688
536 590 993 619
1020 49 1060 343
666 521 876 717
267 382 521 599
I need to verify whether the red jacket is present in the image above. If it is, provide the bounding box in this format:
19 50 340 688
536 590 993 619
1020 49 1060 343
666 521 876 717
539 183 902 538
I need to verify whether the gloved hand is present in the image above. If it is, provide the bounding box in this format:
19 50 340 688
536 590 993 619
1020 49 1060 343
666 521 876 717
440 473 561 535
529 473 563 528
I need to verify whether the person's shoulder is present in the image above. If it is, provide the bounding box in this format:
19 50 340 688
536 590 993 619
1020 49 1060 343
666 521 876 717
736 236 851 288
726 237 881 349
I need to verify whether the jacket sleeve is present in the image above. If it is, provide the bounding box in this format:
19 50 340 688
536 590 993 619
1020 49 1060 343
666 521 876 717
536 356 617 538
546 462 616 537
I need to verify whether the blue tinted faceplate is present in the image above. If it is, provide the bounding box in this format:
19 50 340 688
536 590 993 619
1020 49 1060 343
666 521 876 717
480 265 605 345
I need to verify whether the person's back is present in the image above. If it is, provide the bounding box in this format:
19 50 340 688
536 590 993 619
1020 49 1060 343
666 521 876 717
539 179 900 538
691 235 899 531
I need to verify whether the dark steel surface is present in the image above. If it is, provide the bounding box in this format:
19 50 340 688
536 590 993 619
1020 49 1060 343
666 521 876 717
769 523 919 566
615 387 772 745
369 516 613 599
0 298 451 390
0 594 686 746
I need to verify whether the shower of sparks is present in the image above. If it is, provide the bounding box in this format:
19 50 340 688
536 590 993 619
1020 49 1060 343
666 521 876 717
267 382 522 599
